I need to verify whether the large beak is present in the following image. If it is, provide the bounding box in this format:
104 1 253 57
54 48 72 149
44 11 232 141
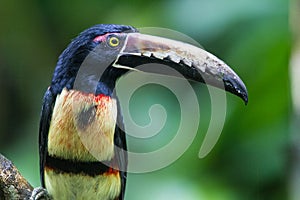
114 33 248 104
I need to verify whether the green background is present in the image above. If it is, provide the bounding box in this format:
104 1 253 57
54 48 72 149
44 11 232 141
0 0 291 199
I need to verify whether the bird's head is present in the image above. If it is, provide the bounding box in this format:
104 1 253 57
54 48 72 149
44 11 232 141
50 24 248 104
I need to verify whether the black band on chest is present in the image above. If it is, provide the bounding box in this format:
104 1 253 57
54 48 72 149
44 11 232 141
45 154 113 176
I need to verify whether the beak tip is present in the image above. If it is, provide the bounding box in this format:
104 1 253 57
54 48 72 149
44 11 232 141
223 74 248 105
239 83 248 105
232 86 248 105
241 91 249 105
236 82 248 105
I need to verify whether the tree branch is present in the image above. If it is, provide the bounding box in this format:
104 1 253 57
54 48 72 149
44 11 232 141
0 153 33 200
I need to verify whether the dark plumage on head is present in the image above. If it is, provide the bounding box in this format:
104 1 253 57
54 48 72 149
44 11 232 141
50 24 137 95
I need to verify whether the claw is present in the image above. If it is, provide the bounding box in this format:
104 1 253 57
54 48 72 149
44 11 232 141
30 187 52 200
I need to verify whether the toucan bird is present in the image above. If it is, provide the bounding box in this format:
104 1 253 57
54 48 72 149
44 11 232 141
37 24 248 200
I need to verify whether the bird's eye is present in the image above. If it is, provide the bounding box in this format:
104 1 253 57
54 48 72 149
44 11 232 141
108 36 120 47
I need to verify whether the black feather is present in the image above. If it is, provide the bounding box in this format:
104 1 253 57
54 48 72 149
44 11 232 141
39 88 55 187
50 24 137 95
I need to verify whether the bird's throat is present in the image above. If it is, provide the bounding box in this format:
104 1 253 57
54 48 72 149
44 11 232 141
47 88 117 162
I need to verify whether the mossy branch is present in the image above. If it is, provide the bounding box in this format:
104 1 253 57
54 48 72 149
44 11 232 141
0 153 33 200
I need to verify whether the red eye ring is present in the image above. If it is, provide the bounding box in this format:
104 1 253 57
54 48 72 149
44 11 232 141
93 35 106 43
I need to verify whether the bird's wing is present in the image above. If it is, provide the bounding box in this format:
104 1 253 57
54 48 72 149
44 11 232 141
39 88 55 187
114 106 128 200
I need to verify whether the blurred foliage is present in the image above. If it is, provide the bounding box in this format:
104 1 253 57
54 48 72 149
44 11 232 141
0 0 290 199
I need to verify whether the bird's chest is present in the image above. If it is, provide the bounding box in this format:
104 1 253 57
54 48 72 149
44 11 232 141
45 88 121 199
47 88 118 162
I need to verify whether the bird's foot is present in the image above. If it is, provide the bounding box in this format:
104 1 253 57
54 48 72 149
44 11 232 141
30 187 52 200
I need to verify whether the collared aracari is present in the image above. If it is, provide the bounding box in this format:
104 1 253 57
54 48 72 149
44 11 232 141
35 24 248 200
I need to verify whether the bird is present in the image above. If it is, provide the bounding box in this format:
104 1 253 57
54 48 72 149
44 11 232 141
33 24 248 200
